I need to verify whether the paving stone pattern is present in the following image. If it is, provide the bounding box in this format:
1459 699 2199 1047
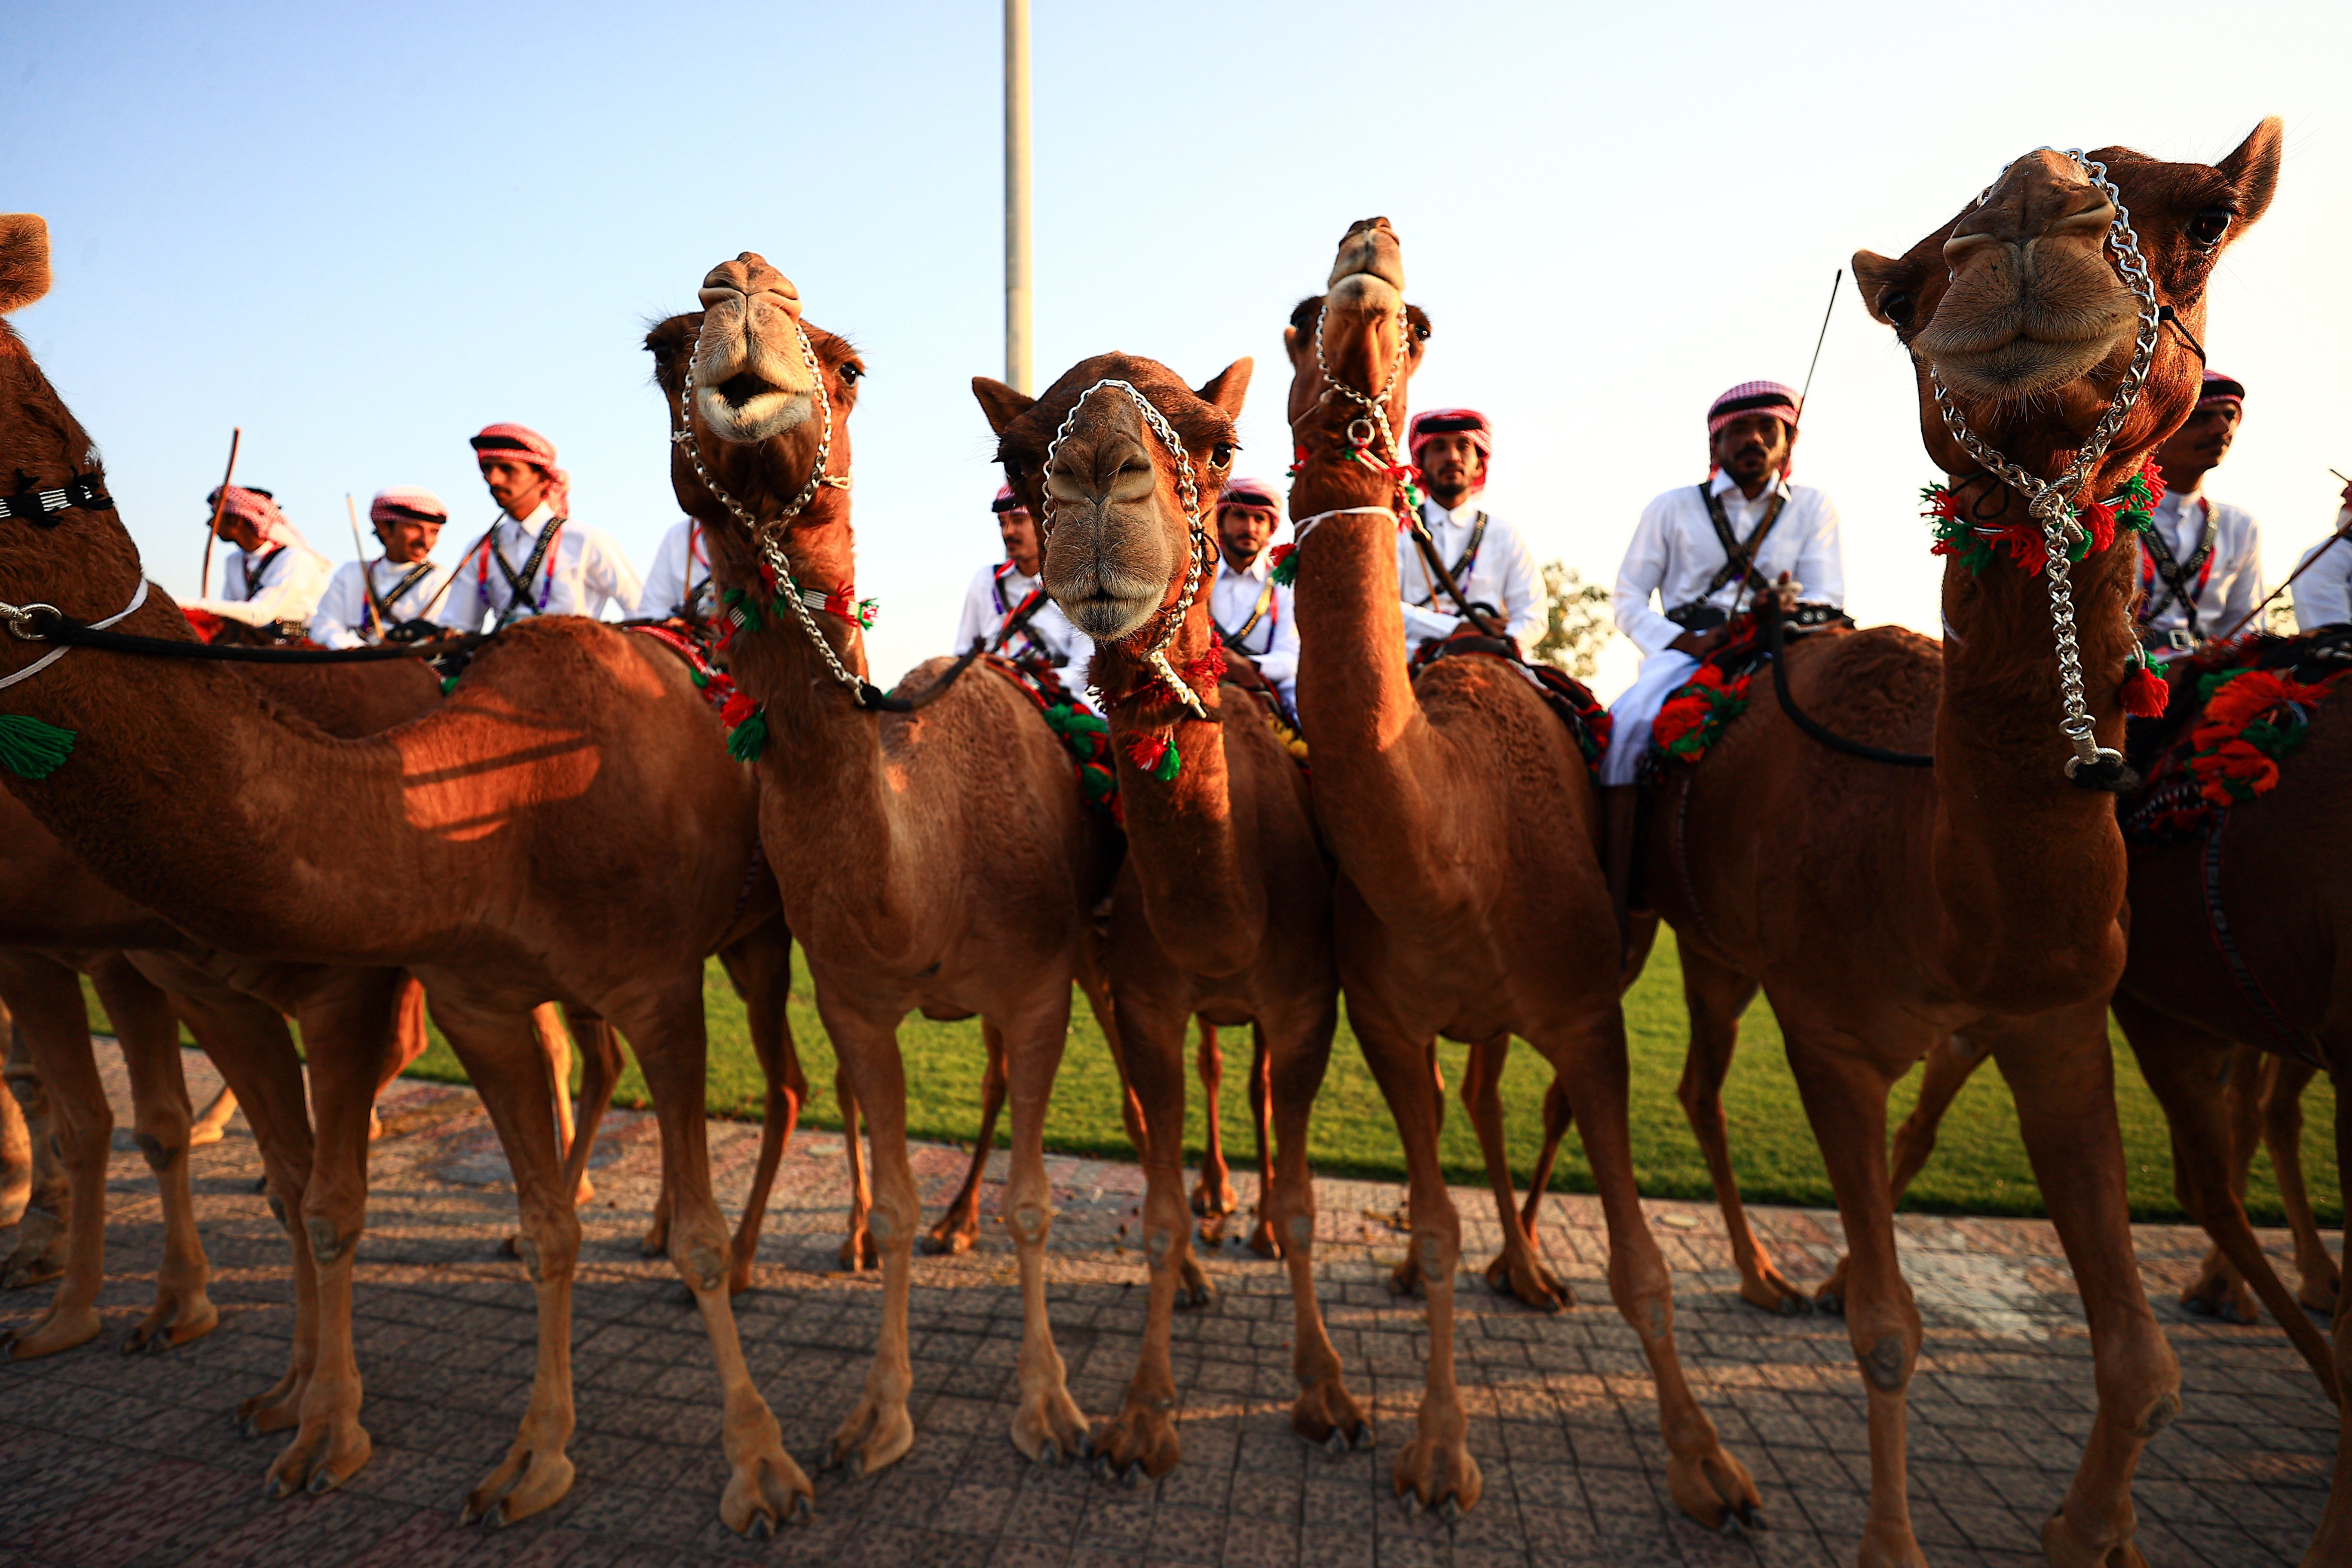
0 1042 2335 1567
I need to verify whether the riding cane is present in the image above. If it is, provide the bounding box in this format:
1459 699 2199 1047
199 427 241 599
1725 272 1842 628
2214 467 2352 643
346 494 384 641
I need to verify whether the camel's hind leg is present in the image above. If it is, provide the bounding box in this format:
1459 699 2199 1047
530 1003 592 1204
924 1021 1004 1257
716 928 806 1292
1818 1031 1994 1316
1243 1023 1280 1258
98 954 219 1356
1515 1077 1572 1267
1191 1020 1237 1243
0 954 112 1357
1674 936 1806 1316
1984 1001 2184 1568
2 1018 67 1289
0 1003 27 1229
2302 1075 2352 1568
2176 1042 2269 1323
1091 989 1194 1482
1257 998 1366 1453
1461 1032 1568 1311
2261 1056 2339 1317
833 1062 877 1272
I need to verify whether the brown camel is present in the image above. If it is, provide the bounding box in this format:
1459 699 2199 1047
974 352 1362 1480
1623 128 2285 1566
0 217 814 1534
1281 217 1760 1526
646 252 1120 1479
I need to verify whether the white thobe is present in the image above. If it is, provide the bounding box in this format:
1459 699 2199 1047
434 502 643 631
309 556 456 648
1599 470 1845 785
2291 511 2352 631
187 528 334 629
2136 488 2262 655
954 561 1096 700
641 517 716 622
1396 499 1545 648
1208 553 1300 709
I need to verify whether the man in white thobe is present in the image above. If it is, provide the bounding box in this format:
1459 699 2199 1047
186 485 334 634
642 516 716 625
1600 380 1844 786
2136 372 2263 658
954 485 1094 699
309 487 455 647
436 423 642 633
1396 408 1544 650
2291 479 2352 632
1205 478 1302 711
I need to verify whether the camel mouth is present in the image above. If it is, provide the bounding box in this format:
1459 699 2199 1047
1059 586 1162 642
1921 331 2124 401
691 291 818 444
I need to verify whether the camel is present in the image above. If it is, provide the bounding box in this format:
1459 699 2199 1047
645 252 1124 1481
0 217 814 1535
1278 217 1758 1526
1616 127 2286 1566
973 352 1361 1479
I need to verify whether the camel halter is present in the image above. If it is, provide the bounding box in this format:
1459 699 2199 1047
1929 147 2161 784
0 577 149 778
1039 378 1214 720
670 322 874 706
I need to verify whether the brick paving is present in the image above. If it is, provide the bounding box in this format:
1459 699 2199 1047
0 1040 2334 1567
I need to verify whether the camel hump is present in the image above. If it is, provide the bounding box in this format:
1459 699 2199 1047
0 214 52 315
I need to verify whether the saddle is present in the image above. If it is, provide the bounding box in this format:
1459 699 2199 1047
1408 623 1613 772
1635 603 1853 782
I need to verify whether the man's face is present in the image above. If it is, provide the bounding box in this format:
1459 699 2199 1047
1216 503 1275 570
1709 413 1792 487
2155 404 2241 477
375 517 443 564
481 458 548 518
1418 433 1485 497
212 513 265 553
998 507 1039 571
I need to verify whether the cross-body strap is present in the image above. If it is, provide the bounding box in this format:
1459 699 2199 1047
1213 573 1278 650
489 514 565 623
1408 505 1490 609
2139 496 2220 635
243 545 286 598
367 559 438 626
1697 483 1785 600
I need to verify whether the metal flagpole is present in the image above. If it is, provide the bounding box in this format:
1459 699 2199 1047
1004 0 1033 395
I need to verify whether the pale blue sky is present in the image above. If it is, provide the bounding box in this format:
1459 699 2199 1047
8 1 2345 694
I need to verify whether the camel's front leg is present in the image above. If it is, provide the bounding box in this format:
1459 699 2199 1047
1093 991 1190 1482
815 994 919 1476
1258 997 1366 1451
2260 1055 2339 1317
717 928 805 1292
925 1021 1005 1256
1990 1002 2182 1568
2301 1075 2352 1568
98 954 219 1355
1190 1019 1236 1242
1461 1032 1568 1310
1673 937 1805 1315
0 954 111 1357
997 993 1090 1465
0 1008 34 1229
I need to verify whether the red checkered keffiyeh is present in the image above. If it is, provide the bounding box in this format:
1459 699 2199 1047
1219 477 1280 512
991 484 1028 515
1706 380 1800 438
206 484 299 548
369 487 448 527
2197 371 2247 415
1407 408 1492 488
470 423 571 519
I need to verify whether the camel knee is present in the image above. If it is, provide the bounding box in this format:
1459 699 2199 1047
132 1130 184 1174
1607 1244 1675 1343
1845 1297 1922 1394
509 1205 581 1285
1004 1196 1054 1249
1263 1176 1316 1256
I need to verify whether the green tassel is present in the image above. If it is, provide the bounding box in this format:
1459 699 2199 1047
1269 546 1299 588
440 674 460 695
726 709 769 763
0 714 75 780
1150 741 1182 783
722 588 763 632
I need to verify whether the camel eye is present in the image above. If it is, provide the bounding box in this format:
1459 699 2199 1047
1879 290 1915 327
1210 442 1234 469
837 362 864 386
1411 320 1431 342
2187 205 2232 247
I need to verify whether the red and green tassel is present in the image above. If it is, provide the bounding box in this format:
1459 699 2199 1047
720 689 769 763
1268 543 1298 587
2119 649 2169 718
1125 732 1182 783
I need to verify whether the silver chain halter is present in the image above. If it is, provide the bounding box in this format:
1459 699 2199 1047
1040 378 1213 719
1928 147 2161 781
671 322 867 704
1310 295 1410 470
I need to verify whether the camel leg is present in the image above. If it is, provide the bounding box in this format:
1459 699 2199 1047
818 997 922 1475
264 969 407 1501
530 1002 590 1204
0 1005 26 1228
833 1063 877 1272
1985 1003 2184 1568
1515 1077 1572 1263
998 992 1092 1466
1078 958 1209 1302
2178 1042 2269 1323
1545 1014 1762 1533
1258 1001 1366 1452
2116 996 2334 1391
715 931 804 1293
97 954 219 1356
2 1020 67 1289
1243 1023 1279 1258
0 954 111 1357
2301 1082 2352 1568
1462 1032 1569 1311
1191 1020 1236 1243
365 973 434 1144
2260 1056 2339 1317
1384 1043 1449 1302
1674 937 1805 1316
190 1085 238 1148
1092 992 1193 1481
1349 1001 1478 1512
1820 1032 1994 1315
923 1022 1004 1257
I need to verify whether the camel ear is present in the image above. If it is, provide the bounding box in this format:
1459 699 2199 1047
1194 358 1251 420
0 215 52 316
971 376 1035 436
2217 116 2284 229
1851 250 1918 329
1281 325 1306 364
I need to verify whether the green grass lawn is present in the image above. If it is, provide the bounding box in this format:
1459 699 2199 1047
91 942 2338 1226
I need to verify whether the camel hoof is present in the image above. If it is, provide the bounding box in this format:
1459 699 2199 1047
1121 1461 1144 1489
919 1226 976 1257
1324 1430 1350 1456
307 1464 343 1496
1440 1497 1461 1522
1403 1491 1423 1518
2 1258 64 1292
792 1494 813 1525
1245 1223 1280 1260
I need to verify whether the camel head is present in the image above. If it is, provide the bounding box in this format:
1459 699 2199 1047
974 355 1249 643
1854 120 2281 485
645 253 864 546
1283 217 1431 487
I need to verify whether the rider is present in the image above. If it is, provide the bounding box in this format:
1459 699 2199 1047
1400 409 1544 649
954 484 1093 696
641 515 715 625
2137 371 2264 658
186 485 333 635
309 488 454 647
435 424 643 632
1207 478 1300 710
2291 478 2352 632
1600 380 1845 786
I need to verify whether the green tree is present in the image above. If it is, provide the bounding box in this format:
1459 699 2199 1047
1532 560 1614 679
2264 586 2297 637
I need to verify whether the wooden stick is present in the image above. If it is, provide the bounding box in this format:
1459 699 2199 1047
199 428 241 599
346 494 383 640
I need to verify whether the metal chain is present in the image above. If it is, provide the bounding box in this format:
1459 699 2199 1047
671 324 870 704
1926 148 2161 780
1310 297 1409 470
1040 379 1211 719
